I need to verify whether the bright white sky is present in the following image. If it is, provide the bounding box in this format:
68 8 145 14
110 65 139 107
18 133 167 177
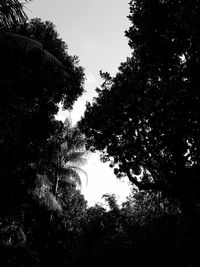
27 0 132 206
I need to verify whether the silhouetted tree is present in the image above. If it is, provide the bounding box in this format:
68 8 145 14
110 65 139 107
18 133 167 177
0 17 84 214
9 18 85 109
79 0 200 216
0 3 89 267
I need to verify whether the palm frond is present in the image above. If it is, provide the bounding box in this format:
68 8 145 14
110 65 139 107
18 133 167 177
0 31 42 51
0 32 69 83
45 119 88 202
41 49 66 71
64 165 88 187
58 167 81 186
61 150 87 166
61 128 86 154
32 174 62 213
0 0 31 28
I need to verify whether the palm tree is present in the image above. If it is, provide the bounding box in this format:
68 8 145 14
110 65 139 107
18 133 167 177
0 0 30 29
33 119 88 214
0 3 71 214
53 119 88 198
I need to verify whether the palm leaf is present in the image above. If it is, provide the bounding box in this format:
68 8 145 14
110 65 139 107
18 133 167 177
0 31 42 51
32 174 62 213
0 32 69 84
61 150 87 166
0 0 30 28
63 165 88 188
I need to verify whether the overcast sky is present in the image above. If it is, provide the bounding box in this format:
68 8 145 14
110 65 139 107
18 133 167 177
27 0 132 206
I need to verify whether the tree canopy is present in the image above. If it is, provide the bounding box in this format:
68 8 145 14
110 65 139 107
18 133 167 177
1 1 200 266
79 0 200 213
0 17 85 214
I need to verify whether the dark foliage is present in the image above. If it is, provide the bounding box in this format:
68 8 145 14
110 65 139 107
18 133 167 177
0 18 84 214
78 1 200 264
1 1 200 267
74 193 196 267
9 18 85 109
79 0 200 215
